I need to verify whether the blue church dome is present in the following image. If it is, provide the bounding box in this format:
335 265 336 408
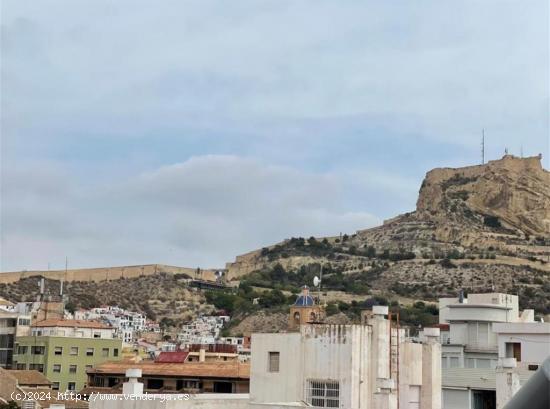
293 285 315 307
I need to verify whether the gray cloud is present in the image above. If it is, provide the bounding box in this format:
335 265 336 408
1 155 382 270
1 0 548 271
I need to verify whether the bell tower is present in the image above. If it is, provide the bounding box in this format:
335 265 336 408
288 285 324 331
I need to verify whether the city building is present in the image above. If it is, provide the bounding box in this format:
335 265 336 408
0 309 31 369
74 307 147 344
438 292 548 409
177 315 230 346
13 319 123 392
86 305 442 409
0 367 88 408
251 307 441 409
85 360 250 394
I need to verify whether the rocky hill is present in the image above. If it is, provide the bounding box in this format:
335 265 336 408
0 273 216 329
227 155 550 314
1 155 548 335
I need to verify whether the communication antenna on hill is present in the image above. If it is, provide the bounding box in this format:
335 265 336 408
481 129 485 164
313 264 323 305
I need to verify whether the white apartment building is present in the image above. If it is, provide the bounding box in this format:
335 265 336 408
31 319 116 339
493 321 550 370
251 306 441 409
177 315 230 345
0 309 31 369
74 306 147 343
439 293 548 409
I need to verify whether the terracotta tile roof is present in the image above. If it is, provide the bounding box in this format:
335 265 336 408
88 360 250 379
155 351 189 363
9 370 52 385
33 319 112 329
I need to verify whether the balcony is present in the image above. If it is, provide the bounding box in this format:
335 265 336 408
464 342 498 353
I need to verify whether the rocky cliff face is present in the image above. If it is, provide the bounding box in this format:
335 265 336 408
416 154 550 237
226 156 550 314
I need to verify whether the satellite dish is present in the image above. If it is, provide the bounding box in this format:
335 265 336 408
313 276 321 287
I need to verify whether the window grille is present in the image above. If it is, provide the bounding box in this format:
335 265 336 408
268 351 279 372
306 379 340 408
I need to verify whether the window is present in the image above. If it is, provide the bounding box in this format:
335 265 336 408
0 335 14 348
52 382 60 391
86 348 94 357
18 318 31 326
449 357 460 368
147 379 164 389
94 333 101 338
29 364 44 373
476 359 490 369
68 382 76 391
54 346 63 355
70 347 79 356
16 363 27 370
53 364 61 373
268 352 279 372
465 358 475 368
505 342 522 362
85 364 93 371
113 348 119 357
31 346 45 355
102 348 109 357
69 364 77 373
306 380 340 408
17 346 28 355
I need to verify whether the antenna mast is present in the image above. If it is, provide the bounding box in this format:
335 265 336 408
481 129 485 164
318 264 323 305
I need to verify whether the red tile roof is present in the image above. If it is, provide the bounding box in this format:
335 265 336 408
155 351 189 363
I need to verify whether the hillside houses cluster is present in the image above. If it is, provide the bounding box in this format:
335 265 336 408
177 315 230 346
73 306 147 344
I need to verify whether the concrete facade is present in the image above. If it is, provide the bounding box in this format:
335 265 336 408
440 293 548 409
251 318 441 409
14 335 122 392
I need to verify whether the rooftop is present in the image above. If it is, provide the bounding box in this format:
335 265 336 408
33 319 113 329
8 369 52 386
88 360 250 379
155 351 189 363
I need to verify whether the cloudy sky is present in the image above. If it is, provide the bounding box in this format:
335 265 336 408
1 0 549 271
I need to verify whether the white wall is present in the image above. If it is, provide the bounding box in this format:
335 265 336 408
90 394 249 409
251 325 372 409
250 332 302 404
497 332 550 364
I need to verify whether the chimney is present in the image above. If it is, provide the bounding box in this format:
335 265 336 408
123 369 143 395
199 348 206 362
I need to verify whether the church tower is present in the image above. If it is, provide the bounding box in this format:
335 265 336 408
288 285 325 331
